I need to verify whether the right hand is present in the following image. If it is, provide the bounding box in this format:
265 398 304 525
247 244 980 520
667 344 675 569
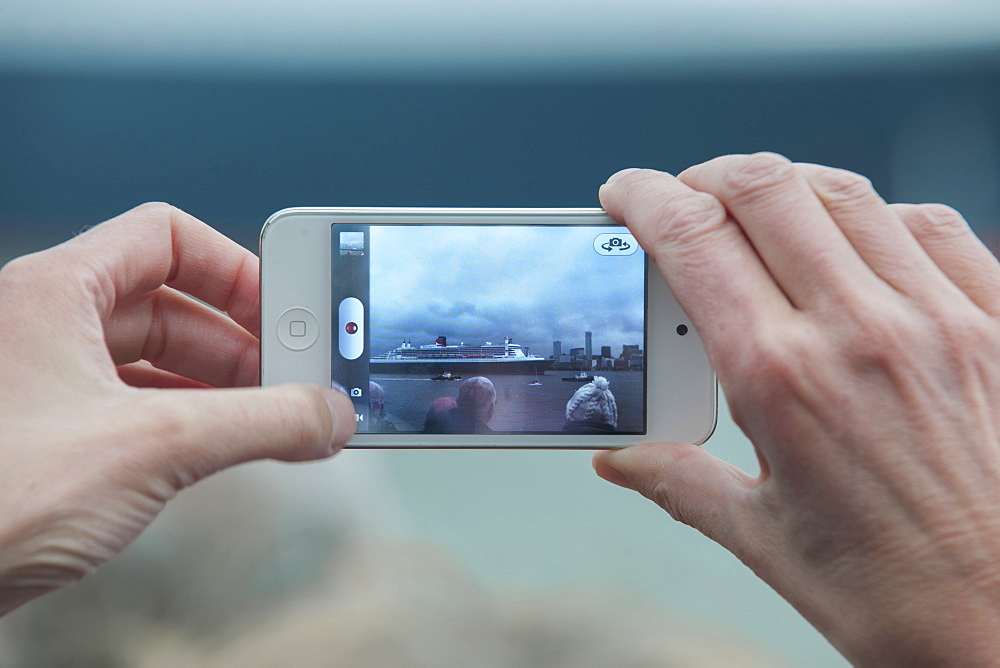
593 156 1000 664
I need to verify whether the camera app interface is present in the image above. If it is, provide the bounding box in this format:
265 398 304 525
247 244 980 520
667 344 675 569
332 224 646 435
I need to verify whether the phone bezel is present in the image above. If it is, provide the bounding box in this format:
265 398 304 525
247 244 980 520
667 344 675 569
260 207 717 449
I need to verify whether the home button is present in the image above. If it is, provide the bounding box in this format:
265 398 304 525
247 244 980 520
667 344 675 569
277 307 319 351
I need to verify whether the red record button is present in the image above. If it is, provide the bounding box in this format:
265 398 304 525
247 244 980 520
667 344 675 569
339 298 364 360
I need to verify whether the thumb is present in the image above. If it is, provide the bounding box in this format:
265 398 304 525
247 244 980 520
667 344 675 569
134 383 357 485
593 442 755 549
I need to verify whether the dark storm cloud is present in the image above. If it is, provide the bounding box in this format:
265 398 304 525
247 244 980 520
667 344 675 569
427 300 478 319
369 224 645 357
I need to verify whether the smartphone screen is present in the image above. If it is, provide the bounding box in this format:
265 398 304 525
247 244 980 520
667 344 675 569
332 224 646 435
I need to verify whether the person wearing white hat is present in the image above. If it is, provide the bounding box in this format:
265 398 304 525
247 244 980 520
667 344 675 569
563 376 617 434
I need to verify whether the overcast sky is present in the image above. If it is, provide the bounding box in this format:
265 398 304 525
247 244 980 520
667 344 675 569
368 225 644 358
3 1 998 75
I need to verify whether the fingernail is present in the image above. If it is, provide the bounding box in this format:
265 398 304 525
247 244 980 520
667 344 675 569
594 455 634 490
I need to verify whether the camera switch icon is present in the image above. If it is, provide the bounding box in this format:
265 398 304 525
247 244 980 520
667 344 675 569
594 233 638 256
350 387 363 397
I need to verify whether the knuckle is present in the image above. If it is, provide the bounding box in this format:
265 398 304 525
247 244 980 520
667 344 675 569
231 338 261 388
115 393 206 486
727 323 821 428
125 202 180 235
840 299 923 369
645 190 728 253
755 321 814 379
724 321 821 425
908 203 972 241
133 201 176 219
0 251 62 293
722 152 796 202
0 253 39 285
840 297 999 388
613 167 659 190
93 202 178 242
931 308 998 364
811 168 876 203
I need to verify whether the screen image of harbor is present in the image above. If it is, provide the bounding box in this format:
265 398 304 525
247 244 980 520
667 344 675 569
366 224 646 435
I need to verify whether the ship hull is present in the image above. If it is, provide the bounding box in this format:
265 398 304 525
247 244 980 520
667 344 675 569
371 358 555 375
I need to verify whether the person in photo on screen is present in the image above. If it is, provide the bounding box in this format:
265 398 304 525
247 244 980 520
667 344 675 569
563 376 618 434
368 381 398 433
443 376 496 434
421 396 458 434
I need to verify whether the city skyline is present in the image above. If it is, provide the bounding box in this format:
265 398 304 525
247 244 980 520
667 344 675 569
556 341 643 358
368 331 641 360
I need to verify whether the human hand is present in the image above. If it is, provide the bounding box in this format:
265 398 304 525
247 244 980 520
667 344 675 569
0 203 355 615
593 156 1000 664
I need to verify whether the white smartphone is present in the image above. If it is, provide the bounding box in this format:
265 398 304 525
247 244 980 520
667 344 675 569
260 208 716 448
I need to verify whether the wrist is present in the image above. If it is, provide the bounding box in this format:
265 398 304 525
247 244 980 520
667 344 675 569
845 602 1000 665
0 510 97 617
805 568 1000 665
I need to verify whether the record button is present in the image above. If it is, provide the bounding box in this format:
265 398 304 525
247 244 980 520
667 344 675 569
339 297 364 360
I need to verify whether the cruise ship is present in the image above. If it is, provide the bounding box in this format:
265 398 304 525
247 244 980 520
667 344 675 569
370 336 554 375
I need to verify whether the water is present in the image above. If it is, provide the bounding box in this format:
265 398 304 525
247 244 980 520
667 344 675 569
372 370 644 434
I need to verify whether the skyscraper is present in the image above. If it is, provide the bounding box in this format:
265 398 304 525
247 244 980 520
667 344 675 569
552 340 562 359
585 331 593 369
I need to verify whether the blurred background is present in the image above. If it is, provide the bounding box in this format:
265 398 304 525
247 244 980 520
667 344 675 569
1 1 999 665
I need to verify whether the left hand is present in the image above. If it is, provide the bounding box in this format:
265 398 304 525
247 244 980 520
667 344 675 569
0 203 355 615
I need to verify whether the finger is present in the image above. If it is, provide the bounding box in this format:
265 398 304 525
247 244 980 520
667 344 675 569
118 361 212 389
105 286 259 388
679 153 886 309
593 442 758 552
600 168 795 374
797 164 967 304
132 384 356 486
53 202 260 336
891 203 1000 316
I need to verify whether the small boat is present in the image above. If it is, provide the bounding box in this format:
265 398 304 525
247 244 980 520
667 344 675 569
529 379 542 386
562 372 595 382
431 372 462 381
